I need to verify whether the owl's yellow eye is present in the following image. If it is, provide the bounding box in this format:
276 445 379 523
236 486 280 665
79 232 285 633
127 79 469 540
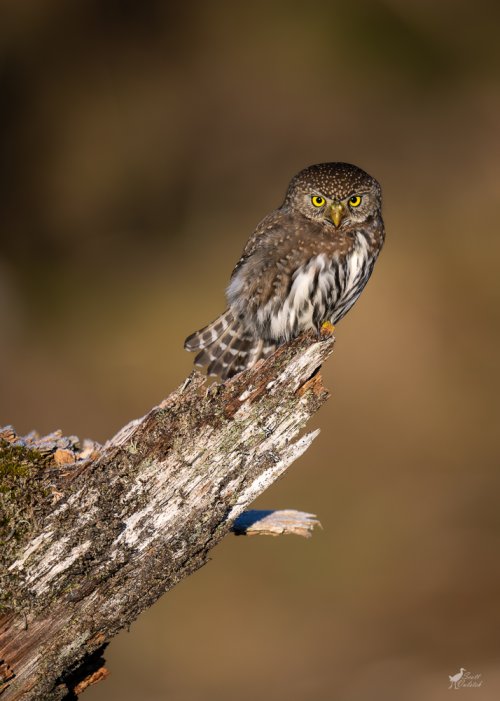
349 195 362 207
311 195 326 207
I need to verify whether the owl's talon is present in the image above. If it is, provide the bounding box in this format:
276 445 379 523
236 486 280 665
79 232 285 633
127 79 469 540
320 321 335 336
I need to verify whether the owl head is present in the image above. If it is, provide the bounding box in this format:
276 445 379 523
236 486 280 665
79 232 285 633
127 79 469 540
284 162 382 230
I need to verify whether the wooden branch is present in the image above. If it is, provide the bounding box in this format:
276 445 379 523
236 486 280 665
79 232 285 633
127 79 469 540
0 330 334 700
232 510 321 537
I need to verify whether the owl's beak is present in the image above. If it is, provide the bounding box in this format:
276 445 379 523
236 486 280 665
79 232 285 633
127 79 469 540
330 203 345 228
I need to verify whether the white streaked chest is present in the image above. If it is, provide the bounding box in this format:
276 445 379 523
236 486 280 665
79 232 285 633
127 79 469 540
343 233 371 291
260 254 331 338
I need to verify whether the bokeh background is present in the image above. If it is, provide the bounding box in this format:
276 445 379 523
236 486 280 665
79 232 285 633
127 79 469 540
1 1 499 699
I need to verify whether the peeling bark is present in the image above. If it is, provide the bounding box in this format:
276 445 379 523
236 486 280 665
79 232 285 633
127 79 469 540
0 330 334 700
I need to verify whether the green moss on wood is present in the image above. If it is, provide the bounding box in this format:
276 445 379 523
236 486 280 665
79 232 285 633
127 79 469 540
0 439 52 612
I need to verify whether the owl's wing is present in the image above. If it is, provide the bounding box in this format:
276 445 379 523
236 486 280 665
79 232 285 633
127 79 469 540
229 209 288 279
227 208 317 334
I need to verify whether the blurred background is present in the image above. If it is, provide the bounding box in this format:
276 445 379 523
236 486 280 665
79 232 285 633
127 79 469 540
1 1 499 699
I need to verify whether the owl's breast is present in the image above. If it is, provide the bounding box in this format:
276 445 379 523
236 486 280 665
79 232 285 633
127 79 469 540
227 226 381 342
246 252 335 340
328 230 380 323
261 232 378 339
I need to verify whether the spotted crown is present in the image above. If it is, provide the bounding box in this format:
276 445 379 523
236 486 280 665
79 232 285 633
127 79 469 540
285 162 381 203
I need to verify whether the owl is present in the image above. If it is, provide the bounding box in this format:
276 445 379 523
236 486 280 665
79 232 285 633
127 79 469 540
185 162 385 380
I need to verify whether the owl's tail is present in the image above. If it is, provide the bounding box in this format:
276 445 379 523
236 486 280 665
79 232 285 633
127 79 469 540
184 309 276 380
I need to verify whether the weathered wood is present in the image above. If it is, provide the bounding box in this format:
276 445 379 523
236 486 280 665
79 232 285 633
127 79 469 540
0 330 334 700
232 510 321 537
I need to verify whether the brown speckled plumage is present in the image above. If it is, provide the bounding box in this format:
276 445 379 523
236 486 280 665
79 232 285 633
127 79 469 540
185 162 385 380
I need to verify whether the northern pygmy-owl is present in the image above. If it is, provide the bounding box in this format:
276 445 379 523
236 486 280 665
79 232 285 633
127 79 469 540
185 162 385 380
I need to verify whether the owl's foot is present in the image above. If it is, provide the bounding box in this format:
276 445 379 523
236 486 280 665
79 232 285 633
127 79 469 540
320 321 335 337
